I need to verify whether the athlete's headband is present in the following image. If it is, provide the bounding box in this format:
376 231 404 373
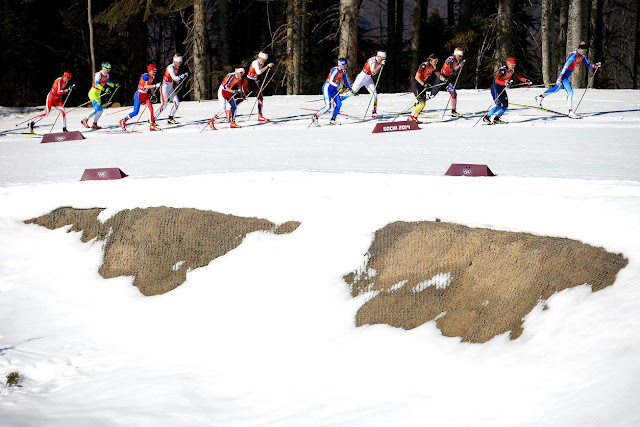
235 67 245 74
173 56 183 63
454 48 464 57
377 51 387 58
338 59 347 66
258 52 268 59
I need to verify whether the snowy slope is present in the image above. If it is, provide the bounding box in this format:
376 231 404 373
1 89 640 426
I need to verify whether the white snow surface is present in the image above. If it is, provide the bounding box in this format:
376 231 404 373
1 89 640 426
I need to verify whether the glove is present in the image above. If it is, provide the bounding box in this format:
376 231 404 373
67 84 75 92
180 72 189 79
351 90 359 96
115 83 120 88
154 83 161 89
505 80 513 88
555 77 562 86
380 59 386 66
594 62 601 68
268 63 274 68
525 79 532 85
459 59 466 67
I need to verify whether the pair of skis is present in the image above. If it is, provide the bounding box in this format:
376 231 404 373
511 103 582 119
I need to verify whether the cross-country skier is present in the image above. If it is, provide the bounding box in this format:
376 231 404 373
156 54 188 124
482 57 531 124
30 71 74 133
312 58 354 125
82 62 117 130
119 64 161 131
351 51 386 118
238 52 274 121
535 41 601 118
430 48 466 117
408 53 443 123
207 68 245 130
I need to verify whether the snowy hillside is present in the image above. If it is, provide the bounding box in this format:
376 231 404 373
1 89 640 426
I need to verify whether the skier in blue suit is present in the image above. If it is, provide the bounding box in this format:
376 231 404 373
535 41 601 118
313 58 353 125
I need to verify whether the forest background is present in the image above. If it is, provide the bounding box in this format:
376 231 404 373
1 0 639 108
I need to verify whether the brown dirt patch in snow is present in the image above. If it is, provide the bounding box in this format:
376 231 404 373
25 207 300 296
344 221 627 343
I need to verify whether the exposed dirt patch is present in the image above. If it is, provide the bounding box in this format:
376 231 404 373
344 221 628 343
26 207 300 296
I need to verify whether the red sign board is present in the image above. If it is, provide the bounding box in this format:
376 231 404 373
372 120 420 134
80 168 128 181
41 131 85 144
445 164 496 177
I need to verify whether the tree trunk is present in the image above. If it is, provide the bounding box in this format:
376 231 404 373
217 0 231 69
394 0 403 88
541 0 555 87
192 0 208 100
635 0 640 88
88 0 96 74
387 0 396 91
287 1 305 94
410 0 425 80
338 0 359 83
447 0 454 27
556 0 569 73
496 0 514 68
459 0 472 26
566 0 588 88
589 0 603 88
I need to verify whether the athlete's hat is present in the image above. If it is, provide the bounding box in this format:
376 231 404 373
235 67 245 74
506 57 516 66
578 41 589 50
258 52 268 59
377 51 387 58
62 71 72 79
101 62 112 70
173 55 183 63
454 48 464 57
337 59 347 66
147 64 157 73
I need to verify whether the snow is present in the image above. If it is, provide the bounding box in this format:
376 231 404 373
1 89 640 426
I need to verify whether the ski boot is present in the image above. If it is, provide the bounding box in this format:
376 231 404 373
81 118 90 128
119 119 127 130
493 116 506 124
29 122 34 133
451 109 462 117
230 121 241 129
62 127 68 132
535 95 544 107
329 117 337 125
568 110 579 119
258 114 269 122
207 118 216 130
408 115 422 124
482 115 493 125
91 123 101 130
167 116 179 124
149 122 161 131
371 109 377 119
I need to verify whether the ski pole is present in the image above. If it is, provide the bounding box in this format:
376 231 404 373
106 106 133 116
65 88 114 115
363 64 384 120
247 68 271 122
390 80 447 122
15 113 45 127
473 84 509 127
574 66 599 114
440 66 464 121
128 103 148 134
48 86 75 133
